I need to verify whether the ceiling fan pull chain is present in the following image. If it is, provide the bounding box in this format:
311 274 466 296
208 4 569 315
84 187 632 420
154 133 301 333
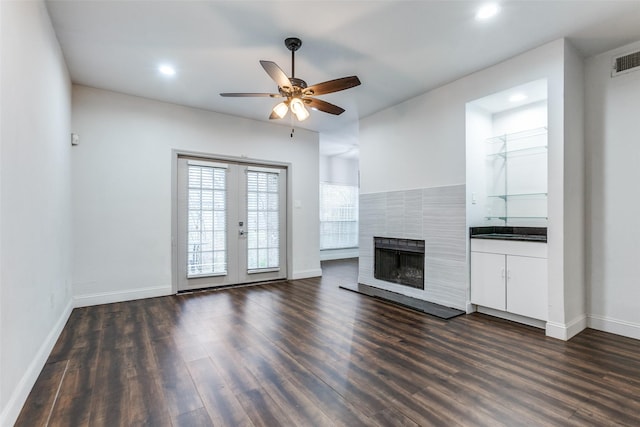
290 113 295 138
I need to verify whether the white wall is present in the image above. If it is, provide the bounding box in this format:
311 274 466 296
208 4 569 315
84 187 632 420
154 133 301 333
585 39 640 339
0 1 73 425
465 104 492 226
492 101 548 135
71 86 321 305
360 85 465 194
319 155 358 186
561 41 586 337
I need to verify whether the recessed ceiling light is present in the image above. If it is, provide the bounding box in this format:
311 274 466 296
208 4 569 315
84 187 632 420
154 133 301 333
159 65 176 76
509 93 528 103
476 3 501 21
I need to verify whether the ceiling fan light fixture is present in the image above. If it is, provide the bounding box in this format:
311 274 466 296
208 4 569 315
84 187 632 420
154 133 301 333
272 101 289 119
290 97 309 121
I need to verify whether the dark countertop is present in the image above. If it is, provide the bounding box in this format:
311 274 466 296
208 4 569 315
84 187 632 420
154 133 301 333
470 226 547 243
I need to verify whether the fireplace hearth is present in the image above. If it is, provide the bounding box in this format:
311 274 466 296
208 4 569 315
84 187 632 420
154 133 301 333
374 237 425 289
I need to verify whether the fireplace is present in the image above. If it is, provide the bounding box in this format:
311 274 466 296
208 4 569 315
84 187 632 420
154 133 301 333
374 237 425 289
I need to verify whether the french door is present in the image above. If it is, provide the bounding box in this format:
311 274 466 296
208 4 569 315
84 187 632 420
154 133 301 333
177 157 287 291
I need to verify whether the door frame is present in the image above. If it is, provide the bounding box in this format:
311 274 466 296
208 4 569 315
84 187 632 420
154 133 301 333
171 149 293 293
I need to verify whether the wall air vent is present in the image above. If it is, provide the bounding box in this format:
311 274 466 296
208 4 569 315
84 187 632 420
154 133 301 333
612 50 640 77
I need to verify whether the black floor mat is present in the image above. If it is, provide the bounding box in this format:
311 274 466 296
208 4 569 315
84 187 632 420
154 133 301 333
339 283 465 320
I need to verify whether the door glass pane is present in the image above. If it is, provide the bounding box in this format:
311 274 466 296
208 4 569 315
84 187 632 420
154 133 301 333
187 165 226 277
247 170 279 270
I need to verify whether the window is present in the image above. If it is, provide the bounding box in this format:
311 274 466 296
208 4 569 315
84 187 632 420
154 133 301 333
187 164 227 276
320 183 358 249
247 169 280 270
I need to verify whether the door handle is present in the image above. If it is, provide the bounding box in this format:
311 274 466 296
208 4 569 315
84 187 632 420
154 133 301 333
239 229 245 236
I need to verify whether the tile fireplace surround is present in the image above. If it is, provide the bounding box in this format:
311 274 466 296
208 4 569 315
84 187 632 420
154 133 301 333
358 184 466 311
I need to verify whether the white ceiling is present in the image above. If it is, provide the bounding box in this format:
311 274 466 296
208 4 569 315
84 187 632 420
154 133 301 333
46 0 640 148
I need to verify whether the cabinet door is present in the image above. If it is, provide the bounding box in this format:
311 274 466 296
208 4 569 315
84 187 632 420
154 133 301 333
506 255 547 320
470 252 506 311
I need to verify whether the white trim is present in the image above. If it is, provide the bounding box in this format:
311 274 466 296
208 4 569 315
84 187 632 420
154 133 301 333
247 165 282 174
291 268 323 280
320 248 359 261
187 159 228 168
248 267 281 274
188 271 227 279
566 314 588 339
465 301 475 314
545 314 587 341
588 314 640 340
477 306 547 329
73 286 171 307
0 299 73 427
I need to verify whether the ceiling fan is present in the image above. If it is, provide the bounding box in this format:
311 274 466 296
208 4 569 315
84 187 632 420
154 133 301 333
220 37 361 122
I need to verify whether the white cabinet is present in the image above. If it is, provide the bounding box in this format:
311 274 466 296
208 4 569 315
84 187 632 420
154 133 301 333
470 251 506 311
505 255 547 320
470 239 548 321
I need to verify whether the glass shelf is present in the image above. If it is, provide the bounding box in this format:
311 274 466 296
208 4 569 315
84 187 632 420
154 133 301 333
485 127 548 144
488 192 548 200
485 216 549 221
486 145 547 158
484 126 548 226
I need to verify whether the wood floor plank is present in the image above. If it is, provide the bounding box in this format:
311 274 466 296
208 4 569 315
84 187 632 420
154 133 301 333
370 406 423 427
149 336 205 418
186 357 255 427
15 259 640 427
172 407 214 427
235 387 296 427
14 360 68 427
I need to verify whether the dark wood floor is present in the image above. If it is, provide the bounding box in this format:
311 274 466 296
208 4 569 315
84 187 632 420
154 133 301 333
16 259 640 426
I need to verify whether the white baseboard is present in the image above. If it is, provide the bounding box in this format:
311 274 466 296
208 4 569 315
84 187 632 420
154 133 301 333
466 302 475 314
477 306 546 329
73 285 171 307
546 314 587 341
0 299 73 427
290 268 323 280
588 314 640 340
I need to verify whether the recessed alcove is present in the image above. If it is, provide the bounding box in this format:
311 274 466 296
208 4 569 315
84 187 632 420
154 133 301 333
466 79 549 228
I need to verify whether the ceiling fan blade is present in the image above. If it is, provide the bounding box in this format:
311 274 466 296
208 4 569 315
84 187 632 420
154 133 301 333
304 76 361 96
260 60 292 89
220 92 282 97
303 97 345 115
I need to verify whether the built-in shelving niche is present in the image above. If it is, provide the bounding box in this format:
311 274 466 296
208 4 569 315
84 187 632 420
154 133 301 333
466 78 549 228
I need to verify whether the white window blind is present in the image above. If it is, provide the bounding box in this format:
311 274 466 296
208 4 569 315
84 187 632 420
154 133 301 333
247 170 280 270
320 183 358 250
187 165 226 277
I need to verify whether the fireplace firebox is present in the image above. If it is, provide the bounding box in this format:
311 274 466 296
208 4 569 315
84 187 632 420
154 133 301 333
374 237 425 289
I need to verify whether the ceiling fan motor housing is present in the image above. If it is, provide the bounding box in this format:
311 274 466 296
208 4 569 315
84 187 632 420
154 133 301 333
285 37 302 52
